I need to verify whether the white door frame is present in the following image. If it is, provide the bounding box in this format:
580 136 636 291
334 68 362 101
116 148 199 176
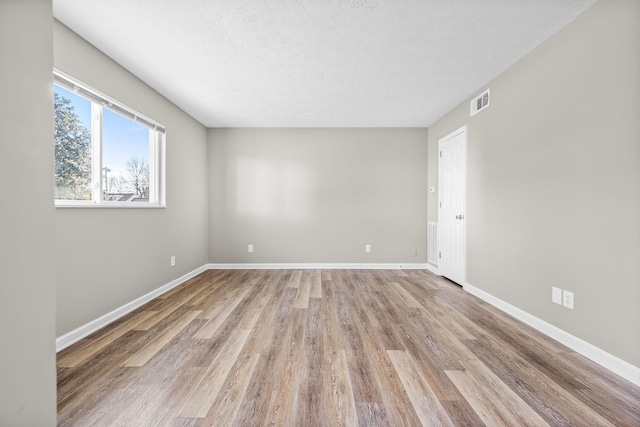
437 125 467 285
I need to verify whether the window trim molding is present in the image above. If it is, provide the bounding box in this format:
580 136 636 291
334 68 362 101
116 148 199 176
53 69 165 134
53 69 166 208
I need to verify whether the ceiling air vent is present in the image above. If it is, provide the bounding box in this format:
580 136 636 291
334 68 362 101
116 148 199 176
470 88 490 117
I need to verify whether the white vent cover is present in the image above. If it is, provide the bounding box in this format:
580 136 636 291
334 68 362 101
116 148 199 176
470 88 490 116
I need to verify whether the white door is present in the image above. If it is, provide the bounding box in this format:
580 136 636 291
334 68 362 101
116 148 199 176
438 126 467 285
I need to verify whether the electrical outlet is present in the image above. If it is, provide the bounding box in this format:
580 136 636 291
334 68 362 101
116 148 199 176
552 287 562 305
248 244 254 253
365 244 371 253
562 290 574 309
170 256 176 267
411 249 418 257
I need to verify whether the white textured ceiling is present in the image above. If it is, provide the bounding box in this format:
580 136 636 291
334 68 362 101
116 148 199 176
53 0 598 127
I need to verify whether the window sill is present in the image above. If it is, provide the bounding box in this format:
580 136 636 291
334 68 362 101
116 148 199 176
55 202 166 209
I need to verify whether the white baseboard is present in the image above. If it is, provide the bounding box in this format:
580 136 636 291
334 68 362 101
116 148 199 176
56 265 208 352
206 263 429 270
425 263 439 275
464 282 640 387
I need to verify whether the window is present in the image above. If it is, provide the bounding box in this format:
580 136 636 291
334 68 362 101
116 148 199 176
53 70 165 207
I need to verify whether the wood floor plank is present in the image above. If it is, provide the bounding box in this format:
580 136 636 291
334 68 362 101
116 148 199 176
262 360 300 426
124 310 202 367
229 363 275 426
57 309 159 368
286 269 303 288
345 272 423 426
57 332 148 418
108 383 177 427
446 369 516 427
459 300 589 391
414 304 479 366
152 273 208 303
59 383 135 426
464 335 617 426
338 291 384 405
446 359 550 427
561 352 640 425
392 312 472 402
352 273 406 349
390 281 423 308
323 350 358 427
195 280 250 320
293 270 313 309
183 272 232 311
151 367 207 426
321 280 348 354
135 290 202 331
231 281 301 427
429 295 480 341
388 349 454 427
178 328 253 418
58 269 640 426
355 402 387 426
201 353 260 426
241 290 293 356
180 289 270 418
192 286 251 339
367 346 423 426
309 270 322 298
293 304 324 426
440 398 487 426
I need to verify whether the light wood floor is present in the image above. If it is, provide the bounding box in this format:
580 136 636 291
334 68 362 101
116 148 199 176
57 269 640 426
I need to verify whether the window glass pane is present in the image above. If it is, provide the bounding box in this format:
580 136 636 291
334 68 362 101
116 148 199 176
102 108 151 203
54 85 92 200
53 72 164 207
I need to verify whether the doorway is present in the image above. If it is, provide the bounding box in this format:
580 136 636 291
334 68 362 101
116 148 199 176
437 126 467 285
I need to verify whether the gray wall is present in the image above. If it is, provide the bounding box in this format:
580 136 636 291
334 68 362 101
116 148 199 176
54 22 209 336
209 128 428 263
428 0 640 367
0 0 57 425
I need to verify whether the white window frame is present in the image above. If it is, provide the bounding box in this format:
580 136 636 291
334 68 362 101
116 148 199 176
54 69 166 208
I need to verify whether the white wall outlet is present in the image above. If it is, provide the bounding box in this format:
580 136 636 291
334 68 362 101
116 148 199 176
552 286 562 305
170 256 176 267
248 244 254 253
365 244 371 253
411 249 418 257
562 290 574 309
